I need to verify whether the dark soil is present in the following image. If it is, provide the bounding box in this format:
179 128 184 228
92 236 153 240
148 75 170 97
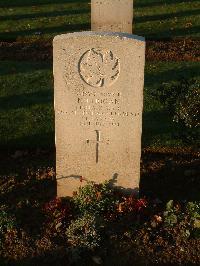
146 39 200 62
0 39 199 62
104 222 200 266
141 147 200 201
0 40 52 62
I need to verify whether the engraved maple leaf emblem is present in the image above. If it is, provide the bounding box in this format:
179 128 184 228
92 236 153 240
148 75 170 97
79 48 120 88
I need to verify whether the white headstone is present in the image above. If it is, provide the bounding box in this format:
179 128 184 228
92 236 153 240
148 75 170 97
54 32 145 197
91 0 133 34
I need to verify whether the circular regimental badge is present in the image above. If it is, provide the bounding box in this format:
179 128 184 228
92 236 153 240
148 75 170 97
79 48 120 88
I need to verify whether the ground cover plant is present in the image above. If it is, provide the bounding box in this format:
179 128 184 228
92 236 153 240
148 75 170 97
0 179 200 266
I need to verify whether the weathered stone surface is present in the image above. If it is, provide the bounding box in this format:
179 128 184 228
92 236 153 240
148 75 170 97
53 32 145 197
91 0 133 34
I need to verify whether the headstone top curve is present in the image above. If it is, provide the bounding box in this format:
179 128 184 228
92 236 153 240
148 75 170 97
53 31 145 43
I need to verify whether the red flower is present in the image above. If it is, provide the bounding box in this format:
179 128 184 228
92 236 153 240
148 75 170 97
134 199 147 212
118 196 147 214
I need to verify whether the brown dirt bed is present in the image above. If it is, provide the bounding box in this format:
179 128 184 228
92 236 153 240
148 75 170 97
0 39 199 62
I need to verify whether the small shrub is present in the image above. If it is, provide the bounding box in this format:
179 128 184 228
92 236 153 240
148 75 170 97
73 181 118 216
161 201 200 239
173 80 200 128
152 78 200 143
186 201 200 238
151 79 190 109
66 213 101 250
186 202 200 219
163 200 178 227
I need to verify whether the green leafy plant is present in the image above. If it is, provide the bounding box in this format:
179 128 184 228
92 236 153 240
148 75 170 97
186 202 200 238
186 202 200 219
151 79 188 110
173 80 199 129
66 213 101 250
0 207 17 233
152 78 200 143
163 200 178 227
0 206 17 247
73 181 118 216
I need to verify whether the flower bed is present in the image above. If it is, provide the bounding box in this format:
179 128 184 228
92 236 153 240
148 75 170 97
0 179 200 266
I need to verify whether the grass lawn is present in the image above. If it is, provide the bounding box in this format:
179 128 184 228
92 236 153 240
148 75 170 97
0 61 54 150
0 60 199 151
0 0 199 41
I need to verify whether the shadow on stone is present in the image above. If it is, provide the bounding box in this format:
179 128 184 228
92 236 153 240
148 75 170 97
57 175 83 181
109 172 139 196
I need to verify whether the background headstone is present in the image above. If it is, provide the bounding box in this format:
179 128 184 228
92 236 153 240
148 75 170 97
54 32 145 197
91 0 133 34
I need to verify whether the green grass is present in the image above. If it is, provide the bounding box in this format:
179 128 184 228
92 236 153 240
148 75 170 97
0 61 54 150
134 0 200 39
0 0 199 41
0 60 199 151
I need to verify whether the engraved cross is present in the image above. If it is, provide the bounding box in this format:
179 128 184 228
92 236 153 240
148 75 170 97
86 130 109 163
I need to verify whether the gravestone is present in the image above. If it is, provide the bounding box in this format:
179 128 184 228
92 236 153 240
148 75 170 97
91 0 133 33
54 32 145 197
